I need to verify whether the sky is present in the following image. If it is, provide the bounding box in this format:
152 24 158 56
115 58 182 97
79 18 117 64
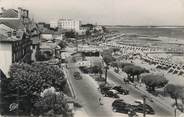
1 0 184 25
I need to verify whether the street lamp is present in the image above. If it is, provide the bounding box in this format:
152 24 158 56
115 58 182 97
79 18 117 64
174 105 177 117
104 64 109 84
142 95 147 117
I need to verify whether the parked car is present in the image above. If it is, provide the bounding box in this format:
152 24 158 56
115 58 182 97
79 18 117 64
112 99 134 114
73 72 82 80
100 86 112 94
112 86 129 95
112 99 125 107
132 104 155 115
104 90 120 98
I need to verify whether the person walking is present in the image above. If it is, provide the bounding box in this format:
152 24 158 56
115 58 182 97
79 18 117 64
98 97 103 105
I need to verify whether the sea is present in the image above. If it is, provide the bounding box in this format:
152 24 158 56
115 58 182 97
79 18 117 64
106 26 184 39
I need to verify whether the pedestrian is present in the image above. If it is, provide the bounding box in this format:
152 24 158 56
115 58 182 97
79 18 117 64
98 97 103 105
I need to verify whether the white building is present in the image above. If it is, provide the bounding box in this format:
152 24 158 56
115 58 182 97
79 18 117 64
77 44 102 53
50 21 58 29
58 19 81 32
40 33 53 41
75 60 91 67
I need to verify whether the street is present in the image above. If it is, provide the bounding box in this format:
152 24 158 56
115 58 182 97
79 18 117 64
65 57 112 117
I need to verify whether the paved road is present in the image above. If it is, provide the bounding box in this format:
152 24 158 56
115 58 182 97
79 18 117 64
66 58 112 117
107 70 175 117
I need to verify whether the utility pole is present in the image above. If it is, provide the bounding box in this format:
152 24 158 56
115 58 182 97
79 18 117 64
105 66 108 84
143 95 146 117
174 105 177 117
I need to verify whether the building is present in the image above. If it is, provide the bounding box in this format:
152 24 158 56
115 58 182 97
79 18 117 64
50 21 58 29
58 19 81 32
0 29 32 77
75 60 91 67
40 33 53 42
77 45 102 54
0 7 32 77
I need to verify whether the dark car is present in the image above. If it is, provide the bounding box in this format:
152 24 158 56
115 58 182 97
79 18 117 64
100 85 112 94
112 86 129 95
132 104 155 115
104 90 120 98
73 72 82 80
112 99 125 107
112 100 134 114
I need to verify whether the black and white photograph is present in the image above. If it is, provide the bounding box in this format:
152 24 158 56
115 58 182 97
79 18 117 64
0 0 184 117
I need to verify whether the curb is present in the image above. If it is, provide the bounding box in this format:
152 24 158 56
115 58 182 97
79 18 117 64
64 67 76 99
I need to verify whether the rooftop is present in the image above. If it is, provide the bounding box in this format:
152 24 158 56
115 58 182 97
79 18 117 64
0 34 21 42
0 9 18 18
0 19 24 30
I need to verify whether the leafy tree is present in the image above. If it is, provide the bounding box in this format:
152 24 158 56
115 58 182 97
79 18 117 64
120 62 133 69
1 63 67 115
35 49 53 61
141 73 168 92
111 61 120 68
112 48 120 53
122 65 148 82
34 91 69 116
58 40 67 49
91 65 103 74
164 84 184 106
102 49 115 65
65 30 76 38
102 26 108 33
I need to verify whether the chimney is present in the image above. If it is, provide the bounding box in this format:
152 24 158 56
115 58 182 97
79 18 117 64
18 7 22 18
1 7 5 12
26 10 29 18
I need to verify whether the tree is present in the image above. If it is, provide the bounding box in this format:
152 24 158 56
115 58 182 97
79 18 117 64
91 65 103 74
1 63 67 115
58 40 67 49
65 30 76 38
102 49 115 65
122 65 148 82
111 61 120 68
103 56 115 65
141 73 168 92
35 49 53 61
164 84 184 106
102 26 108 33
34 89 69 116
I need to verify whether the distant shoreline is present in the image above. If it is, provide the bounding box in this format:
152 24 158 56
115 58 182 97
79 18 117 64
105 25 184 28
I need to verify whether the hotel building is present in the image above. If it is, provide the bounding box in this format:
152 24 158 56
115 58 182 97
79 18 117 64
58 19 81 32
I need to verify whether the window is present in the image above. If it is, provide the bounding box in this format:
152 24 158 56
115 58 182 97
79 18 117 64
33 45 35 49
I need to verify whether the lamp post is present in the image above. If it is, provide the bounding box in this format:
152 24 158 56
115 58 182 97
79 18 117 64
104 64 109 84
142 95 147 117
174 105 177 117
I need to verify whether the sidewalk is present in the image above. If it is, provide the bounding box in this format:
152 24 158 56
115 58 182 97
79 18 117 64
63 66 76 99
74 108 89 117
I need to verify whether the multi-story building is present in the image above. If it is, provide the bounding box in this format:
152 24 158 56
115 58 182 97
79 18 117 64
0 7 32 77
58 19 81 32
50 21 58 29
